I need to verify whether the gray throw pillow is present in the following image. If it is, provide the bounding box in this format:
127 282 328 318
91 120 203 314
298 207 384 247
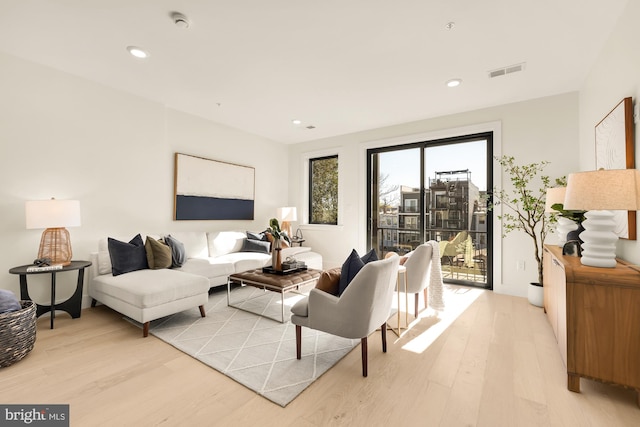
240 238 271 254
0 289 21 314
164 235 186 268
246 231 268 241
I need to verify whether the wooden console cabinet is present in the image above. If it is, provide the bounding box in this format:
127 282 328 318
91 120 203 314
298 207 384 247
543 244 640 407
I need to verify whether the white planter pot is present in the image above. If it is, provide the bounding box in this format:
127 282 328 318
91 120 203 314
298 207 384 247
528 282 544 307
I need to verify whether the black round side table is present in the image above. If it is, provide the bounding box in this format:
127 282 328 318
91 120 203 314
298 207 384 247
9 260 92 329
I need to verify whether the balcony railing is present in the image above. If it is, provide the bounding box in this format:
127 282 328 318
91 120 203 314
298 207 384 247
375 226 487 284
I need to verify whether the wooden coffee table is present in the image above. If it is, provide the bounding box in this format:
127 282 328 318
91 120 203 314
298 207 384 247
227 268 322 322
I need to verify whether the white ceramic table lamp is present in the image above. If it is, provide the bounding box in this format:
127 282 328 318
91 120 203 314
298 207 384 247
26 198 81 266
277 206 297 237
564 169 640 267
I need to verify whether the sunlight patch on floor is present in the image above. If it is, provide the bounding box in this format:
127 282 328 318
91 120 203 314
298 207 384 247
401 286 484 354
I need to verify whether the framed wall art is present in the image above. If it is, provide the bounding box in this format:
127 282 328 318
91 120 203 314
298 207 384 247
174 153 255 220
595 97 635 239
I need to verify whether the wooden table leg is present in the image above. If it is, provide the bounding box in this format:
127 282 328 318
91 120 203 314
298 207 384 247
568 373 580 392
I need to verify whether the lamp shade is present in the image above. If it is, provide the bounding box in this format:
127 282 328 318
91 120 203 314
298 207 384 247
544 187 566 213
564 169 640 211
25 199 81 229
277 207 297 222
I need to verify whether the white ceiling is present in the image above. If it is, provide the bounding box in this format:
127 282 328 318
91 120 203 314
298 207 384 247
0 1 629 144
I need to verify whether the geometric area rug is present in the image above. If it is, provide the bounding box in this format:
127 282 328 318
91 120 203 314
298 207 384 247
147 286 358 407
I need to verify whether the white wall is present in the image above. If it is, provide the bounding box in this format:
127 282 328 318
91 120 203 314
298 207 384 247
0 52 288 306
579 0 640 264
288 92 580 298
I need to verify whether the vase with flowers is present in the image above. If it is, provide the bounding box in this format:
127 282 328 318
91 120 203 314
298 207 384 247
267 218 291 271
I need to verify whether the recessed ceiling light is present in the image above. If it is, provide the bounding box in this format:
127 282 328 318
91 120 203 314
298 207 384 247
127 46 149 59
445 22 455 30
446 78 462 88
292 119 302 125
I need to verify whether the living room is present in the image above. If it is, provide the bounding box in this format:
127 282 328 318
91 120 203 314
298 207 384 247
1 1 640 425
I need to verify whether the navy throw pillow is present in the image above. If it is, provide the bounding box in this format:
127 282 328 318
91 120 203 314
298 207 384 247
164 234 186 268
338 249 365 296
108 234 148 276
360 248 378 264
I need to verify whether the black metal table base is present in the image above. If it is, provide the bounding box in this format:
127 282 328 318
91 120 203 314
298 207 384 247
10 260 91 329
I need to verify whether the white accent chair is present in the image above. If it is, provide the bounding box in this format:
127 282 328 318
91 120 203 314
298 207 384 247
402 243 434 318
290 256 400 377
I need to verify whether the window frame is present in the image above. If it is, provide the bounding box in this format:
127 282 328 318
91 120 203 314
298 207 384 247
308 154 339 225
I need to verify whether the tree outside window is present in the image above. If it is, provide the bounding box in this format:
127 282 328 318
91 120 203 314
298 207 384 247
309 155 338 224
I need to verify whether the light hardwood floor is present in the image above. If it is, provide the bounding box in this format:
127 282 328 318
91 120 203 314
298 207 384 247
2 286 639 426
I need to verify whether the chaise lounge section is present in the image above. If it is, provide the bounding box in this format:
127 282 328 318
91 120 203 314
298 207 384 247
89 230 322 336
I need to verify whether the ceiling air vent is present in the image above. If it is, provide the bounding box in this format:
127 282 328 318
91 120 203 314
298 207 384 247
488 62 526 79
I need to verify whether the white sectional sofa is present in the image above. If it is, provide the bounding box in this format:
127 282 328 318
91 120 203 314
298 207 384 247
89 231 322 336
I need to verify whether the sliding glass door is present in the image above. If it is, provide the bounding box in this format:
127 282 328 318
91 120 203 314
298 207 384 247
367 133 492 289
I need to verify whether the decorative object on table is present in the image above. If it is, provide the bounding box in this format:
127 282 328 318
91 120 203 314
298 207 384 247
261 265 307 275
26 257 63 272
266 217 291 271
289 228 305 246
25 198 81 266
545 187 586 245
174 152 255 220
277 206 297 237
282 256 306 271
564 168 640 267
489 155 565 305
0 299 36 368
562 240 582 257
594 97 635 239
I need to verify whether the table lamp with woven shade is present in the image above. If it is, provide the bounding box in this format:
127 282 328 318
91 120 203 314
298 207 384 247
25 198 81 266
564 169 640 267
277 206 297 238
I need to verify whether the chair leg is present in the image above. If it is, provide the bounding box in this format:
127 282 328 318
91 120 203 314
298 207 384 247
296 325 302 360
381 322 387 353
414 293 419 318
423 288 428 312
91 298 97 307
361 337 368 377
198 305 206 317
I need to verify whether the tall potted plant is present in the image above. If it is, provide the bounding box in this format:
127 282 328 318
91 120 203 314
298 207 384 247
490 155 564 306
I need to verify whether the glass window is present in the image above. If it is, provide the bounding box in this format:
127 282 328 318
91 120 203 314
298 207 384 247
404 199 418 213
309 155 338 225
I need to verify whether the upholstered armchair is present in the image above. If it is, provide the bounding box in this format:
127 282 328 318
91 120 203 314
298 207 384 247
290 256 400 377
402 243 434 318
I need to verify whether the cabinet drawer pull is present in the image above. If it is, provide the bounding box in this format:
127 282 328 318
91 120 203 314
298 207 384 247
552 259 561 267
